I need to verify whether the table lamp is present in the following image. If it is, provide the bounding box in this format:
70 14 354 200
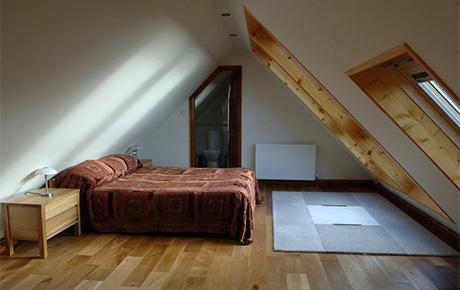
129 145 143 158
34 167 58 196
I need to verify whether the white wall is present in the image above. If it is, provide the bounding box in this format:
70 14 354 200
139 101 191 167
0 0 231 223
143 49 371 180
242 0 459 231
223 50 371 179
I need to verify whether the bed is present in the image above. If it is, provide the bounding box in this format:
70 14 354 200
53 154 262 244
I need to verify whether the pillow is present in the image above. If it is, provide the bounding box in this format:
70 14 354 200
99 155 129 178
54 159 115 188
108 154 142 172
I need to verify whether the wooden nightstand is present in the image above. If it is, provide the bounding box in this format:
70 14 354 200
2 188 81 258
139 159 152 167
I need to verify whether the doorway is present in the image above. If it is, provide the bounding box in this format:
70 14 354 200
189 66 241 168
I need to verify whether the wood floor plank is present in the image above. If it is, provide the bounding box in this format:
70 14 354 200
204 241 234 289
1 258 34 278
183 276 207 290
391 281 418 290
337 254 374 290
85 235 131 265
73 280 103 290
412 256 459 290
301 253 332 290
285 253 307 274
32 255 91 289
9 274 47 290
125 235 157 257
390 256 438 290
0 258 43 289
354 255 396 290
434 265 460 290
248 224 268 287
85 245 133 281
226 254 250 289
373 256 411 283
266 255 288 289
96 256 143 290
139 271 169 289
187 243 215 278
53 264 99 290
286 273 310 290
161 251 198 289
320 254 353 290
152 237 187 272
121 244 168 287
78 233 118 256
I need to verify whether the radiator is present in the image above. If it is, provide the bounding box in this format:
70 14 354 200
255 144 316 180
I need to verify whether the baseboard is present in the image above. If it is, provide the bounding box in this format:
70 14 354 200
374 183 459 252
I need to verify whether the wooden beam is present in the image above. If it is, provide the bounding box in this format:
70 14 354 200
243 7 454 223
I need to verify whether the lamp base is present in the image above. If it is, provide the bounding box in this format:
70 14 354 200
40 191 53 197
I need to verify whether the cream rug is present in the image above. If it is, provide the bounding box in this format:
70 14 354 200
272 191 458 255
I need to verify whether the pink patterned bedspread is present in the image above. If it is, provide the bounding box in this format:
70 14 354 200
55 156 261 244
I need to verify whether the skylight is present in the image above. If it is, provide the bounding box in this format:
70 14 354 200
346 43 460 198
401 62 460 128
419 80 460 127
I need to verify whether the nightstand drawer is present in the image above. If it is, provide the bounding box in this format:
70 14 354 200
46 207 78 238
45 193 78 220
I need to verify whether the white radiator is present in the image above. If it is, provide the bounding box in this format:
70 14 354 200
255 144 316 180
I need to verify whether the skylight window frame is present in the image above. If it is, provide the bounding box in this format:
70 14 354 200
419 80 460 127
346 42 460 195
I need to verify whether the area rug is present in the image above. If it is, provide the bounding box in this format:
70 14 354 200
272 191 458 255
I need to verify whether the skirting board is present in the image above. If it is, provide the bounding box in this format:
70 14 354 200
260 179 459 252
375 183 459 252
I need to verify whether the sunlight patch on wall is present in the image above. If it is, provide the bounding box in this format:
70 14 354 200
2 19 207 197
82 55 206 160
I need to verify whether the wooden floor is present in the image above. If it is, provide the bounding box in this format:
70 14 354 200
1 183 458 290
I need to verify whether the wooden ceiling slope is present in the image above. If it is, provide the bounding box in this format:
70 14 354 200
346 43 460 191
243 7 453 223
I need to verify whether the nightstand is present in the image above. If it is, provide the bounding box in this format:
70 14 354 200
2 188 81 258
140 159 152 167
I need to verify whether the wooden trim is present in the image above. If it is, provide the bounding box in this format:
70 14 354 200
375 183 460 252
189 97 196 167
188 66 242 168
347 43 459 122
235 66 242 167
389 67 459 130
402 43 459 107
345 43 408 76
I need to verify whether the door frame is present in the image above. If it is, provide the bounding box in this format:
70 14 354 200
189 66 242 167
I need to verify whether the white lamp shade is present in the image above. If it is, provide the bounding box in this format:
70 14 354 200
34 167 58 176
